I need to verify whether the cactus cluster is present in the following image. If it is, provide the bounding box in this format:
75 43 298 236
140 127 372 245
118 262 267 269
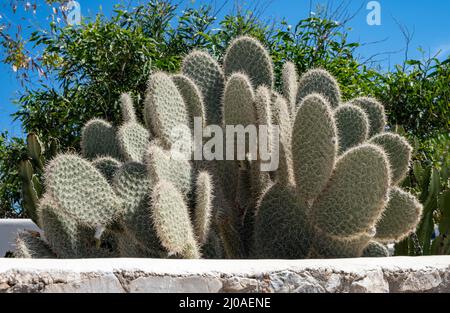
178 36 422 259
15 79 217 259
14 36 422 259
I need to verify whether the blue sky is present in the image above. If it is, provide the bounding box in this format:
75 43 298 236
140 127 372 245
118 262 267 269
1 0 449 138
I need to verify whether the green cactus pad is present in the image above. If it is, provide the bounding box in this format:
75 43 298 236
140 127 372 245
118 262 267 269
81 118 122 160
201 230 224 259
193 171 214 245
281 61 299 118
38 196 86 258
370 133 412 185
152 180 200 258
311 144 390 236
223 36 274 88
334 104 369 153
351 97 386 137
254 85 272 127
375 187 423 242
14 231 56 259
144 72 190 149
182 50 224 125
271 93 294 185
146 143 192 196
112 161 162 252
254 184 312 258
45 154 122 227
296 69 341 109
92 156 121 182
116 230 164 258
172 74 206 127
311 232 373 258
117 122 150 162
223 73 256 127
120 93 137 123
362 240 389 257
292 94 337 202
40 202 115 258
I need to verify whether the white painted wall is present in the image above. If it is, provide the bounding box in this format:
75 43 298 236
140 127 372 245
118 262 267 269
0 219 40 257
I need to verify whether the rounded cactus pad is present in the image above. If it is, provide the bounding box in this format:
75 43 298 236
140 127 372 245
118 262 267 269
113 162 161 251
146 143 192 196
81 118 122 160
254 85 272 127
39 196 115 258
38 196 84 258
254 184 312 258
292 94 337 202
45 154 122 227
281 61 299 118
223 73 256 127
312 144 390 237
223 36 274 89
152 180 200 259
193 171 214 245
370 133 412 185
375 187 423 243
14 231 56 259
334 104 369 153
172 74 206 127
117 122 150 162
182 50 224 125
362 240 389 257
351 97 386 137
119 93 137 123
144 72 190 149
92 156 121 182
311 232 373 258
296 69 341 109
116 231 164 258
113 162 153 214
271 93 294 185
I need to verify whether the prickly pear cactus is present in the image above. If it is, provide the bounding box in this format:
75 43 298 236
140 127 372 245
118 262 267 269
15 77 218 259
14 36 422 260
178 36 422 259
19 133 60 227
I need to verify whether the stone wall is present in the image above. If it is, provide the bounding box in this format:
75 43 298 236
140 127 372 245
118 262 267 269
1 257 449 293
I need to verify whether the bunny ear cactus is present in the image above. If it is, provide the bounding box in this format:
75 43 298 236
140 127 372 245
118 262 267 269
182 51 224 125
334 105 369 154
81 118 123 160
15 71 218 259
45 154 123 228
224 36 274 89
173 35 422 259
172 74 206 128
362 241 389 257
15 35 423 260
92 157 122 182
296 69 341 109
281 61 299 119
117 93 151 163
292 94 337 203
